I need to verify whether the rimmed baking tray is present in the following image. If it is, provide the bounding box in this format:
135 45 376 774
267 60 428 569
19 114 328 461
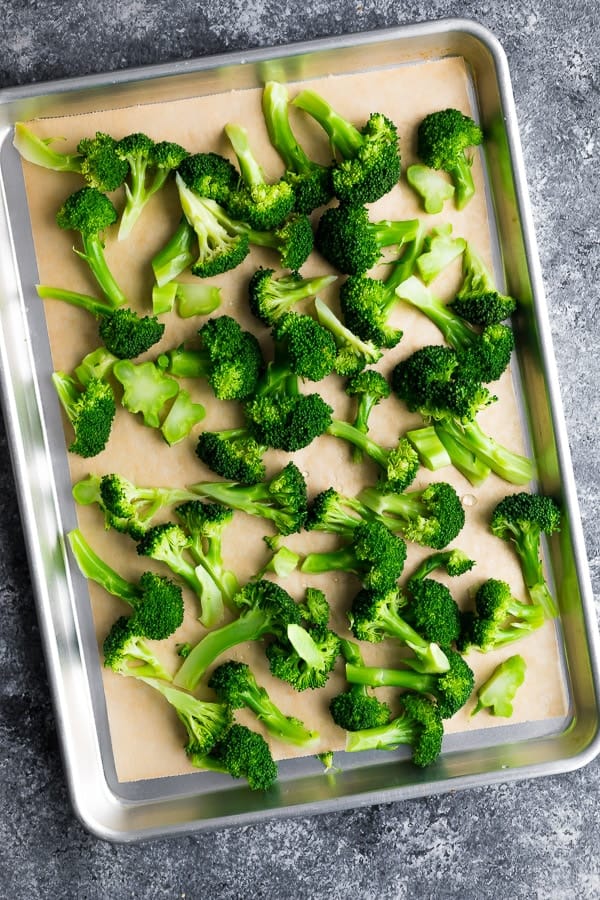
0 18 598 842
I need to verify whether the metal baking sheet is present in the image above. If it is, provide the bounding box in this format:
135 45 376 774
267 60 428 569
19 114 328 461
0 18 598 841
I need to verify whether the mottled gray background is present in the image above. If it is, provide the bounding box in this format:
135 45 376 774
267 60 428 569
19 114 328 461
1 1 599 897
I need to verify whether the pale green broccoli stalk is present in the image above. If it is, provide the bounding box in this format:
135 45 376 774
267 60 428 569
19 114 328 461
406 164 455 214
112 359 179 428
471 654 527 717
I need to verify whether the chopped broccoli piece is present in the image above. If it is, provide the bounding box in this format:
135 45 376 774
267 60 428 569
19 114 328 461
152 280 223 318
402 577 462 649
102 615 172 681
190 461 308 537
209 660 318 746
160 389 206 446
174 579 302 691
177 151 238 203
115 132 189 239
96 472 197 536
223 122 295 229
327 420 420 492
345 647 475 719
266 621 342 691
292 89 401 205
247 267 337 327
345 370 391 451
348 588 450 674
406 164 455 214
359 481 465 549
471 654 527 717
37 285 164 359
458 578 545 653
314 297 383 375
262 81 334 214
241 211 315 272
272 312 337 382
490 493 561 618
174 500 239 606
449 244 517 325
315 204 420 276
415 224 466 284
417 108 483 209
409 548 475 582
195 428 266 484
141 677 232 756
151 218 197 287
405 424 452 472
67 528 184 640
51 371 116 458
345 692 444 767
56 186 126 307
304 488 372 539
112 359 179 428
329 639 392 731
300 520 407 594
190 723 278 791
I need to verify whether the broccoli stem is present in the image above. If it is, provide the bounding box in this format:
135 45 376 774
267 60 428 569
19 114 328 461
346 663 434 692
300 546 362 576
326 419 391 471
237 679 317 746
449 155 476 210
13 123 82 173
433 423 491 485
157 347 211 380
152 219 196 287
406 425 452 471
78 232 127 308
174 607 273 691
436 419 534 485
511 531 557 618
345 716 418 753
67 528 139 604
262 81 317 174
37 284 113 317
396 276 475 351
225 123 267 188
293 89 363 158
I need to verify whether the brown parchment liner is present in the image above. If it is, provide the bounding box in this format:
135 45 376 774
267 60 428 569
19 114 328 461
19 57 567 782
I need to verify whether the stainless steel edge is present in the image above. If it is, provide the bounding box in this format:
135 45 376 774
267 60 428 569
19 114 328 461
0 18 598 841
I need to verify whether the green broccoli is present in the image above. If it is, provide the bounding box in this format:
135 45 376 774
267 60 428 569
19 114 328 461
115 132 189 239
157 315 264 401
304 488 372 539
262 80 334 213
160 389 206 446
345 647 475 718
345 370 391 464
208 660 318 746
271 312 337 382
471 654 527 717
247 267 337 327
329 639 392 731
51 371 116 458
174 579 302 691
490 493 561 618
195 429 266 485
55 186 127 307
359 481 465 550
189 722 278 791
414 224 466 285
313 297 383 376
326 420 420 492
315 204 420 276
67 528 184 640
174 500 239 605
405 424 452 472
345 692 444 767
266 620 342 691
401 577 462 649
292 89 401 205
299 520 407 594
112 359 180 428
458 578 545 653
37 285 164 359
406 164 455 214
177 151 238 203
408 548 475 582
223 122 295 229
190 461 308 537
94 472 197 536
102 615 172 681
417 108 483 209
14 124 128 191
151 218 197 287
449 244 517 326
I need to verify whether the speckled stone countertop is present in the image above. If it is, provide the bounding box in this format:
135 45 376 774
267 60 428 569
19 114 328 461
2 1 599 897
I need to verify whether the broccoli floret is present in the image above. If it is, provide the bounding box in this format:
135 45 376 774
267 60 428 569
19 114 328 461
51 371 116 458
196 429 266 484
417 108 483 209
177 151 238 203
112 359 179 428
174 579 302 691
190 723 278 791
449 244 517 326
175 173 250 276
304 488 372 538
471 654 527 718
315 204 420 276
345 692 444 767
136 522 225 628
142 677 232 757
343 369 391 464
174 500 239 606
223 122 295 229
67 528 184 640
151 218 197 287
190 461 308 537
292 90 401 205
56 186 126 307
37 285 164 359
14 124 128 191
266 621 342 691
345 647 475 719
102 615 172 681
409 548 475 581
262 81 334 214
458 578 545 653
327 420 420 492
359 481 465 550
298 586 332 627
348 588 450 674
242 211 315 271
157 315 264 401
300 520 407 594
96 472 197 535
490 493 561 618
314 297 383 376
329 639 392 731
72 473 145 536
247 267 337 326
209 660 318 746
272 312 337 381
115 132 189 239
406 164 455 214
402 577 462 649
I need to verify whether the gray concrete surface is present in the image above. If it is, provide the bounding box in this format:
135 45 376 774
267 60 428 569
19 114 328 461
1 1 599 897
